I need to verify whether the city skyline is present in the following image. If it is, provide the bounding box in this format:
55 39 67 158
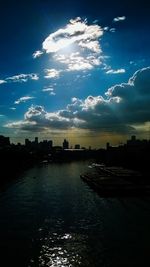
0 0 150 147
1 133 150 151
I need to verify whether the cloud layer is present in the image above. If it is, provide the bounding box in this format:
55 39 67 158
5 67 150 134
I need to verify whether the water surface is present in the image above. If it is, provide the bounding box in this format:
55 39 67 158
0 161 150 266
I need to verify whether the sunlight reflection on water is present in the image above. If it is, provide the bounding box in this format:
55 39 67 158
30 231 85 266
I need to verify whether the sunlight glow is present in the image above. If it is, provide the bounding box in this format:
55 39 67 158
42 18 103 54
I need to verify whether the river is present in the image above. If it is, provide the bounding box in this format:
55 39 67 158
0 161 150 266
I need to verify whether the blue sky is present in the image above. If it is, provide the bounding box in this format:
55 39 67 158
0 0 150 147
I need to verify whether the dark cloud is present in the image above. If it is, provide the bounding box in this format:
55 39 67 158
106 67 150 124
5 105 84 131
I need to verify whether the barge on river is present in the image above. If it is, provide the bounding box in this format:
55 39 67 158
80 164 150 196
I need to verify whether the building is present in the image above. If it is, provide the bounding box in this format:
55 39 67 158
35 137 38 145
63 139 69 149
75 144 80 149
0 135 10 147
25 138 31 147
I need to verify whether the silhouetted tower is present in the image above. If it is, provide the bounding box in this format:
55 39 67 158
48 140 53 149
25 138 31 147
131 135 136 141
63 139 69 149
35 137 38 144
0 135 10 147
106 142 110 150
25 138 29 146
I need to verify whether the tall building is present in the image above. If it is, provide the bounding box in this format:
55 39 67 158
25 138 30 146
106 142 110 150
0 135 10 147
127 135 137 146
35 137 38 144
63 139 69 149
25 138 32 149
131 135 136 141
48 140 53 149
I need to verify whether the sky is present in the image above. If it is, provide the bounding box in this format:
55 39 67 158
0 0 150 148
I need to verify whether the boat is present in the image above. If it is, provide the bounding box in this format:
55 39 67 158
80 164 150 197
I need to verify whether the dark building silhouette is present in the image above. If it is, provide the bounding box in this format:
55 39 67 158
127 135 149 148
106 142 110 150
0 135 10 147
105 135 150 172
48 140 53 149
63 139 69 149
39 140 53 150
25 138 31 147
35 137 38 145
75 144 80 149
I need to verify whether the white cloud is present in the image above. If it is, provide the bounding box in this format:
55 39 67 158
78 40 101 53
9 107 16 110
14 96 35 105
93 19 99 24
103 27 109 31
106 69 126 74
109 28 116 33
6 73 39 83
0 80 6 85
44 69 61 79
42 17 103 54
67 59 93 71
113 16 126 22
54 52 101 71
71 97 78 102
34 17 104 72
33 50 43 58
50 92 56 96
42 87 54 92
42 86 56 95
102 63 111 70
